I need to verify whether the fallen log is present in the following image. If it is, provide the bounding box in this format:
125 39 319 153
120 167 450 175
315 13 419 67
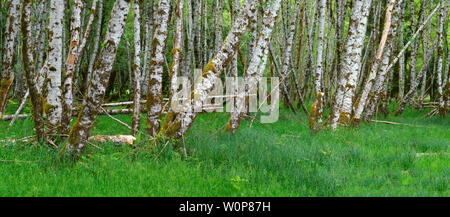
88 135 136 145
371 120 412 126
1 135 136 146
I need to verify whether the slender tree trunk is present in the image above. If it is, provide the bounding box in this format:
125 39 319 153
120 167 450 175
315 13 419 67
45 0 64 128
87 0 104 90
329 0 372 130
66 0 130 156
436 0 447 117
312 0 326 126
215 0 223 54
184 0 194 80
0 0 20 115
132 0 143 136
408 0 418 105
161 0 257 139
62 0 83 134
363 0 403 122
21 0 45 141
226 0 281 134
146 0 171 137
397 38 439 115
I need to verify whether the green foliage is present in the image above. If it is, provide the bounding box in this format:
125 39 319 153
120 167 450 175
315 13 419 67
0 103 448 196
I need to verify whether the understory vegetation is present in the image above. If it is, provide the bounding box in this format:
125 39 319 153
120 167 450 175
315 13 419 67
1 102 448 197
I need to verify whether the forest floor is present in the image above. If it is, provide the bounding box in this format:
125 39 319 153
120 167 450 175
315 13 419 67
0 101 448 196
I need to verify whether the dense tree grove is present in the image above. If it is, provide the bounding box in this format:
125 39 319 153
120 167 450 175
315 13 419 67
0 0 448 158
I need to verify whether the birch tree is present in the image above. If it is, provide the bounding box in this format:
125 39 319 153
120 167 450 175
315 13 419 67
132 0 143 136
0 0 20 116
312 0 326 126
161 0 258 139
45 0 64 128
436 0 447 117
328 0 372 130
353 0 395 124
363 0 403 122
226 0 282 134
146 0 171 137
21 0 45 141
66 0 131 156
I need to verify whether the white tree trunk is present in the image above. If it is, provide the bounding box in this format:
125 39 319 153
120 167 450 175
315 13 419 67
0 0 21 115
46 0 64 127
132 0 143 136
161 0 258 139
21 0 45 141
67 0 130 156
363 0 403 122
329 0 372 130
436 0 447 117
352 0 396 124
146 0 171 137
62 0 83 134
226 0 282 134
312 0 326 125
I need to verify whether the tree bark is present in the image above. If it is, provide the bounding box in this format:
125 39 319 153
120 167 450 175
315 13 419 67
0 0 21 115
328 0 372 130
363 0 404 122
161 0 258 139
226 0 282 134
21 0 45 141
67 0 130 156
45 0 65 127
132 0 143 136
146 0 171 137
352 0 395 124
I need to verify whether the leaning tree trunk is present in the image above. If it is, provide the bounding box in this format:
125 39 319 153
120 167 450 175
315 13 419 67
62 0 83 134
161 0 257 139
87 0 104 92
280 0 301 114
396 38 438 116
66 0 130 156
352 0 396 124
145 0 171 137
226 0 281 134
0 0 21 116
45 0 64 128
328 0 372 130
132 0 143 136
363 0 403 122
62 0 99 134
21 0 45 141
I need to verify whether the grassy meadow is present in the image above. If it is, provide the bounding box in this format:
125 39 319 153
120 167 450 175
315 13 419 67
0 101 448 197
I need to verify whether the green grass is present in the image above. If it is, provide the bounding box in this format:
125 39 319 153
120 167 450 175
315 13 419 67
0 101 448 197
